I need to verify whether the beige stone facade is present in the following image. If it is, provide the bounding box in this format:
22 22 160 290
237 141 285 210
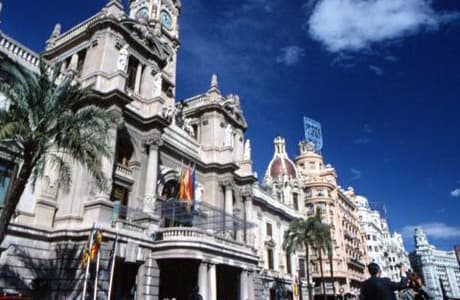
0 1 373 299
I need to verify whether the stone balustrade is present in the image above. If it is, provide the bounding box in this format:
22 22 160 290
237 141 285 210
0 33 40 69
115 163 133 181
157 227 254 254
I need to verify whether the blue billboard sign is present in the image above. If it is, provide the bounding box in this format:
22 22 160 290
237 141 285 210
303 117 323 152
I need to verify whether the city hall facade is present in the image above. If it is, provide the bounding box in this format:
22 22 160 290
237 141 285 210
0 0 370 299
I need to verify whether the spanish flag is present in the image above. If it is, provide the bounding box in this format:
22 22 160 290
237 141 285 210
90 230 103 260
80 225 95 268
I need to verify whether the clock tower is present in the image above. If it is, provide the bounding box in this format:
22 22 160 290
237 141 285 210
125 0 181 112
129 0 179 37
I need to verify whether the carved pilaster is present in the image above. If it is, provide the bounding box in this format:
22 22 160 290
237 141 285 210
143 133 163 213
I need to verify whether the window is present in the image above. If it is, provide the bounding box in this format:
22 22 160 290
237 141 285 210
266 223 273 237
317 189 325 197
305 188 312 198
293 193 299 211
267 248 274 270
126 56 140 91
76 49 87 75
299 258 306 278
286 253 292 274
0 161 13 207
111 184 129 220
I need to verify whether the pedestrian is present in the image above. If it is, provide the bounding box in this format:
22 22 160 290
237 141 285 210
399 272 433 300
188 286 203 300
359 263 408 300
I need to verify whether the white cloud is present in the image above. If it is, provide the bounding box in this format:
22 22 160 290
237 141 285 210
451 188 460 197
402 223 460 239
276 46 305 66
369 65 384 76
350 168 362 180
306 0 459 52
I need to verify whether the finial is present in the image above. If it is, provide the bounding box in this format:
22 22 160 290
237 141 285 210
211 74 218 89
51 23 61 38
207 73 221 98
45 23 61 50
104 0 125 18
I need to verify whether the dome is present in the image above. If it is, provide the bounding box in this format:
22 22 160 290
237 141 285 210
270 158 297 179
264 136 298 181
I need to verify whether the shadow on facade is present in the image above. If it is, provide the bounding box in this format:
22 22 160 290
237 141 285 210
0 243 83 299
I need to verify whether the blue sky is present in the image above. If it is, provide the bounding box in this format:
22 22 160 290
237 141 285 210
1 0 460 251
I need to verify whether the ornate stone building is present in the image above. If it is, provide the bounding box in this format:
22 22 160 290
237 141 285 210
354 195 410 282
0 1 369 299
410 228 460 300
295 142 368 296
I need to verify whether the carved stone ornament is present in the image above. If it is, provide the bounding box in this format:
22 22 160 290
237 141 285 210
240 186 253 198
144 134 163 148
132 18 161 48
220 178 234 188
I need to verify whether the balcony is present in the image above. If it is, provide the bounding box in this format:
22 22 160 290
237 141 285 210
156 227 254 255
152 200 258 258
114 163 134 184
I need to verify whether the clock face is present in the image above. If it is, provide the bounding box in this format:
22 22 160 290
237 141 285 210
160 10 173 29
136 7 149 20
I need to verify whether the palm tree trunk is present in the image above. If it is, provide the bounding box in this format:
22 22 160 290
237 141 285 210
329 245 336 297
319 250 326 300
305 243 313 300
0 162 33 245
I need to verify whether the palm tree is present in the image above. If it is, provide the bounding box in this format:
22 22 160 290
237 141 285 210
311 208 333 300
283 217 315 300
0 58 119 245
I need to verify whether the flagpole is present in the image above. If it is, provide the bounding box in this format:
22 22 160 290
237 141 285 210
82 225 95 300
107 230 119 300
93 243 101 300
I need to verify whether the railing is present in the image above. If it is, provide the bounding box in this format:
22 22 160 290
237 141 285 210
114 163 133 181
0 33 40 69
157 227 253 253
111 202 151 233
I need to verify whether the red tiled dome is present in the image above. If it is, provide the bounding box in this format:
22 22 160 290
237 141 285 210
270 158 297 179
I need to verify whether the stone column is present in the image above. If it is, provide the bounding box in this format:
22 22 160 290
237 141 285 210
240 270 249 300
224 182 233 216
69 53 79 71
248 272 255 300
208 263 217 300
198 262 208 300
143 134 163 213
222 179 234 238
241 187 253 243
134 63 143 94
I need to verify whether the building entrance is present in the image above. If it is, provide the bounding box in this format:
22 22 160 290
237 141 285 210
217 264 240 300
159 259 199 300
110 259 139 300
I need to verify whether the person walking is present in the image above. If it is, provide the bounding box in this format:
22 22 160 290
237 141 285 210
359 263 408 300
